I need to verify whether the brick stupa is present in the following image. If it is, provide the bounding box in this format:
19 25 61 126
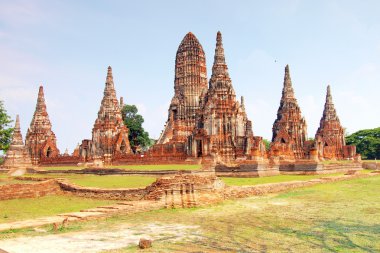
3 115 33 170
270 65 308 159
87 66 131 161
25 86 60 164
157 32 208 144
315 85 346 160
187 32 265 163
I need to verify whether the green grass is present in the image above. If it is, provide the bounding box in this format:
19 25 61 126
39 166 85 171
104 176 380 252
0 195 117 223
21 174 157 189
1 175 380 252
0 174 38 186
40 164 201 171
221 173 344 186
321 160 357 164
65 175 157 189
109 164 201 171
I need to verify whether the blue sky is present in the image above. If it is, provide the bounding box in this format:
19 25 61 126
1 0 379 153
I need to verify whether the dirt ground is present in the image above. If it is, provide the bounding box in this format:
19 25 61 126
0 223 200 253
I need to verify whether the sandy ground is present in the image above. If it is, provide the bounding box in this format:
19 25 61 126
0 223 200 253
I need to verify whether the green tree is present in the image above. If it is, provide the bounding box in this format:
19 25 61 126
262 139 270 151
0 100 13 153
121 104 152 153
345 127 380 159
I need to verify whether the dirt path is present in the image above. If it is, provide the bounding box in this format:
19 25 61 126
0 223 200 253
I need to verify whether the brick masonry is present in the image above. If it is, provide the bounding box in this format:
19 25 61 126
0 179 61 200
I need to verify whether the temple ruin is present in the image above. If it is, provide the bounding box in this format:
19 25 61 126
25 86 60 165
3 115 33 170
315 85 356 160
157 32 208 144
79 66 131 164
3 31 358 170
270 65 308 160
187 32 265 164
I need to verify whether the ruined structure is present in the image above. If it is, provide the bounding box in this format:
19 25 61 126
20 32 358 169
3 115 33 169
315 85 355 160
187 32 266 164
157 32 208 144
25 86 60 165
270 65 308 160
80 66 131 163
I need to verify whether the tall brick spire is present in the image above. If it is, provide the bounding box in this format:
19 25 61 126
96 66 122 121
89 66 131 159
271 65 307 159
4 115 33 169
321 85 339 122
209 31 232 90
315 85 345 159
25 85 59 164
281 65 295 101
11 115 23 146
187 31 264 163
157 32 208 144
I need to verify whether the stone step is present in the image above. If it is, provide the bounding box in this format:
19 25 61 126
57 212 105 219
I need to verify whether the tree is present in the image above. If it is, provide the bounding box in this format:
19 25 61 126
121 104 152 153
345 128 380 160
262 139 270 151
0 100 13 153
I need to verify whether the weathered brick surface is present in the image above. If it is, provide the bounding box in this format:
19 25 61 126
270 65 308 160
0 180 61 200
156 32 208 145
25 86 60 165
315 86 356 160
3 115 33 170
144 174 225 208
57 180 147 200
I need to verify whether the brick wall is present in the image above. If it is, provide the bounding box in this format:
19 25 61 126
0 179 62 200
57 180 148 200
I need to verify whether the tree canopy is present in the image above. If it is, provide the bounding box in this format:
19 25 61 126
121 104 152 153
0 100 13 152
262 139 270 151
345 127 380 160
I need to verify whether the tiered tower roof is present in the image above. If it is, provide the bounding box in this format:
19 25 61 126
90 66 131 157
3 115 33 169
271 65 307 159
315 85 346 159
157 32 208 144
25 85 59 163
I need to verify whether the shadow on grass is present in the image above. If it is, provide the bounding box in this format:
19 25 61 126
264 218 380 252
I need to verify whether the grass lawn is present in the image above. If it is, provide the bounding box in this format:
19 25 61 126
97 176 380 252
22 174 157 189
221 173 345 186
2 175 379 252
39 166 85 171
40 164 201 171
65 175 157 189
0 174 38 186
0 175 379 252
0 195 117 224
109 164 201 171
321 160 359 164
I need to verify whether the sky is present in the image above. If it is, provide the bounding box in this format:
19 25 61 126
1 0 379 153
